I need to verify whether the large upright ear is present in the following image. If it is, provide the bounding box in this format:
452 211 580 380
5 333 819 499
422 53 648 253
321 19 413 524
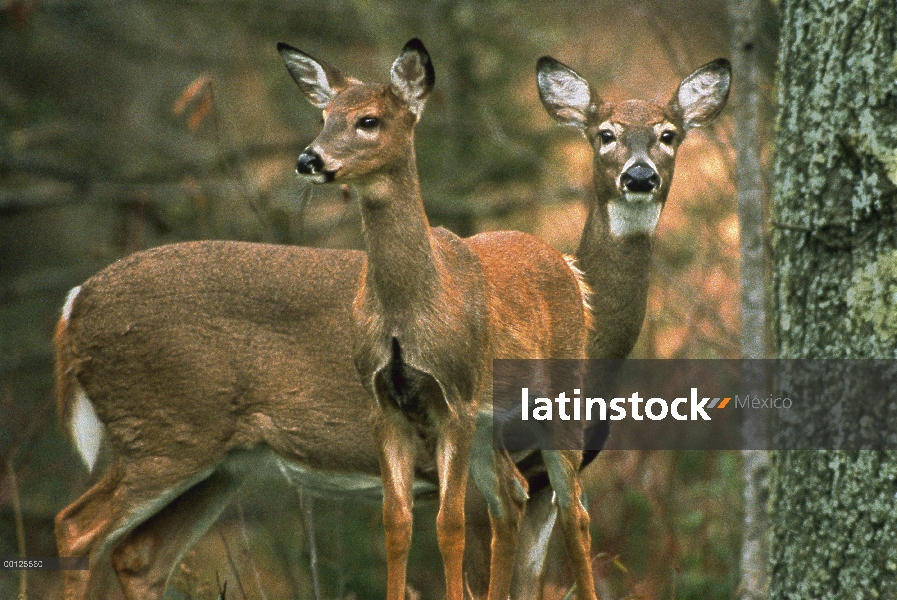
390 38 435 118
536 56 595 130
277 42 349 109
670 58 731 130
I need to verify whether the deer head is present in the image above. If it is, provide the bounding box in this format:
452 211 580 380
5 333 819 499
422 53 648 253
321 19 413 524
278 39 434 188
537 57 731 238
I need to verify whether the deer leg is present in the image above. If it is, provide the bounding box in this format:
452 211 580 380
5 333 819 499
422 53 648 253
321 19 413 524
463 482 494 598
111 469 241 600
55 463 122 600
55 458 216 600
434 415 475 600
543 450 597 600
510 483 558 600
374 412 417 600
464 478 557 600
469 412 528 600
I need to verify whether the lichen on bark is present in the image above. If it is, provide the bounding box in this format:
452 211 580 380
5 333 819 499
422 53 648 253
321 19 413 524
770 0 897 598
847 250 897 346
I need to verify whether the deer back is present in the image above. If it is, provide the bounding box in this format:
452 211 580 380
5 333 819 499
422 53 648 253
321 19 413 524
467 230 589 363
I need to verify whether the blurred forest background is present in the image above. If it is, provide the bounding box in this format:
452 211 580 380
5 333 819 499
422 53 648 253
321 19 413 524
0 0 777 598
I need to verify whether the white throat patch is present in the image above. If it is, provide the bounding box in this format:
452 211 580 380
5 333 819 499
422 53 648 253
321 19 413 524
608 197 662 237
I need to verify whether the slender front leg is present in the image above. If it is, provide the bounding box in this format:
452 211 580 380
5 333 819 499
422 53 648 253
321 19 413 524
469 411 529 600
543 450 597 600
374 412 417 600
510 483 558 600
435 415 475 600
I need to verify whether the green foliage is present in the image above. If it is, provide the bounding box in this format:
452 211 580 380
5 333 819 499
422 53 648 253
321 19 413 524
590 450 743 600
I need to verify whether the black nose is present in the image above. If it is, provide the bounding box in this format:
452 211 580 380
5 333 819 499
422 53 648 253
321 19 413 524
621 164 660 193
296 150 324 175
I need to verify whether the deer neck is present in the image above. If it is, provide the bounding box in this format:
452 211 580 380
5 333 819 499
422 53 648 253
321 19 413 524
355 156 438 313
575 197 655 359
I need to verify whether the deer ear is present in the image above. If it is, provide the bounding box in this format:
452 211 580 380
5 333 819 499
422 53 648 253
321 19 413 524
670 58 731 130
278 42 349 109
536 56 595 130
390 38 435 118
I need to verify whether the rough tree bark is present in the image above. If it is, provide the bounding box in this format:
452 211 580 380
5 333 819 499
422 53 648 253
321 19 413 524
770 1 897 598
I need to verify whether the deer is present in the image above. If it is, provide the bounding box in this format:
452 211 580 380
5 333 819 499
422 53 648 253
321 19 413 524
535 56 731 466
52 40 591 600
537 55 731 360
282 38 598 600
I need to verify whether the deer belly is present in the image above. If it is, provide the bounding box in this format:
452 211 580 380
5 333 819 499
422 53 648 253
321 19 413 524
273 455 437 498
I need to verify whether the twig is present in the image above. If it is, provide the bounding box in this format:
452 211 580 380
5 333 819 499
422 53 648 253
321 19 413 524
0 388 58 600
215 572 228 600
235 499 268 600
334 499 345 599
217 529 249 600
0 142 301 188
561 582 577 600
204 79 273 237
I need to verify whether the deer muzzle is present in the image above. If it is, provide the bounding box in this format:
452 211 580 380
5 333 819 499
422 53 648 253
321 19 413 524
610 161 663 236
296 149 335 183
620 163 660 195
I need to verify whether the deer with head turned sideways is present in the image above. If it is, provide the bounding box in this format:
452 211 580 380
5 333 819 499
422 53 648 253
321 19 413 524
52 40 587 600
282 39 597 600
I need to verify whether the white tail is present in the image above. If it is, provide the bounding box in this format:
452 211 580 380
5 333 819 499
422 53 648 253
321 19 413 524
70 384 103 471
59 285 105 472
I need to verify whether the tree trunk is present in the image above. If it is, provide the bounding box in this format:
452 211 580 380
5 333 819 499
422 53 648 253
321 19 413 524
771 1 897 597
729 1 774 598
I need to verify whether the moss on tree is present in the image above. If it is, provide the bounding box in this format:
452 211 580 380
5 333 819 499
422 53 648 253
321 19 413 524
771 0 897 597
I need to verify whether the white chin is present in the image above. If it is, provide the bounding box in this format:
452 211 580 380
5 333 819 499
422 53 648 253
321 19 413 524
298 173 330 184
608 198 662 237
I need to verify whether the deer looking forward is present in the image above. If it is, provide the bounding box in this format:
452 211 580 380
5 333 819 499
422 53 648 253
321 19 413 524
534 57 731 470
281 39 596 600
537 56 731 362
531 62 732 576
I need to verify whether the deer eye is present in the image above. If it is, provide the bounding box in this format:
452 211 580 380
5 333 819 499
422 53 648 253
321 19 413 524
659 130 677 144
598 129 616 144
357 116 380 130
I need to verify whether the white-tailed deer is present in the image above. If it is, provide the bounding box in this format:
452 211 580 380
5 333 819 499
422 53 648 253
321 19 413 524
52 42 586 600
282 39 596 600
534 55 731 589
536 56 731 361
54 243 388 600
